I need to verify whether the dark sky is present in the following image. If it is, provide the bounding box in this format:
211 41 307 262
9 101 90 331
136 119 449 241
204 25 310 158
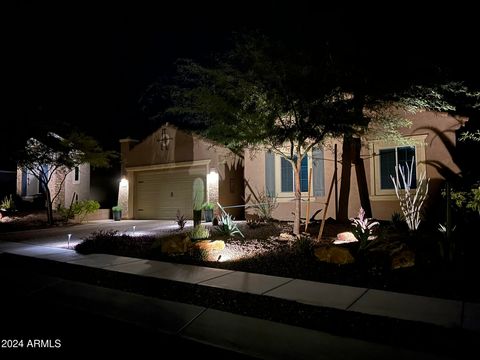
3 1 480 159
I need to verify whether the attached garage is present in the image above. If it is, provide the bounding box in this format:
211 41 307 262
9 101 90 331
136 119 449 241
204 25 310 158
134 165 206 219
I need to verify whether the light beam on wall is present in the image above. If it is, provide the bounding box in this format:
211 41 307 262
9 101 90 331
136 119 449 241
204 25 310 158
117 177 129 219
207 169 219 205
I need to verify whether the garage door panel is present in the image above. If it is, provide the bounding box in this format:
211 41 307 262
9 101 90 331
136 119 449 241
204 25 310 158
135 167 205 220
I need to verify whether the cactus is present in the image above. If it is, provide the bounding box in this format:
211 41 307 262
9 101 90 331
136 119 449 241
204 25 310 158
193 178 205 210
193 178 205 226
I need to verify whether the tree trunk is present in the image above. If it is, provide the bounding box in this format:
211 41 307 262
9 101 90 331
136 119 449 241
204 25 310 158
293 158 302 236
338 135 353 222
353 137 372 218
45 187 54 225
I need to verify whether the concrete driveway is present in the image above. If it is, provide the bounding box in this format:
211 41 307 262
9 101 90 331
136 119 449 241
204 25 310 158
0 219 193 248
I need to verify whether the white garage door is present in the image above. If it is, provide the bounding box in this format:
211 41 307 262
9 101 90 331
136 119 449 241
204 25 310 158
135 166 206 219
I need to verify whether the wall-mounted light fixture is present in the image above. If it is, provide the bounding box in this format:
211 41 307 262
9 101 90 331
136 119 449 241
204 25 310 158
120 177 128 187
155 128 172 150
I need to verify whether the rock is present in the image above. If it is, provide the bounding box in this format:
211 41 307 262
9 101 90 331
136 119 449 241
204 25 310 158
278 232 296 241
191 240 225 251
314 246 355 265
161 236 192 254
334 232 358 244
391 250 415 270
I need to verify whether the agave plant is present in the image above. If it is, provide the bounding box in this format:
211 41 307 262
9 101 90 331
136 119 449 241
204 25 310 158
216 203 244 238
350 207 379 250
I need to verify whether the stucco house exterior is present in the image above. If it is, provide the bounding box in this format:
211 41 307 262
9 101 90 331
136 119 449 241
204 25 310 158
16 163 91 209
117 124 244 220
244 111 467 221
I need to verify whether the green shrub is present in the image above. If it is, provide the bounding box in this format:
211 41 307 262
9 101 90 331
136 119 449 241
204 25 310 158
73 200 100 222
112 205 123 212
58 200 100 223
190 224 210 240
202 202 215 210
0 194 15 211
443 185 480 215
248 190 278 221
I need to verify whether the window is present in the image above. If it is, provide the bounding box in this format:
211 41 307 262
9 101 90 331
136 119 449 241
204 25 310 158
280 156 308 192
265 147 325 198
73 166 80 184
370 135 426 198
379 146 416 189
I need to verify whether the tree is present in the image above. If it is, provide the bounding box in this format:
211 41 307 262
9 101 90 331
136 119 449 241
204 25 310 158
146 32 479 233
17 132 116 225
155 34 363 235
301 24 480 221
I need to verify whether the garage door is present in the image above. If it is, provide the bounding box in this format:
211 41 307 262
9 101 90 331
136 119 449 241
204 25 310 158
135 166 206 219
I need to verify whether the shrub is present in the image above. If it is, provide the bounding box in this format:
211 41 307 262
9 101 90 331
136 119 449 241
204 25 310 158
0 194 15 211
58 199 100 223
175 210 187 230
112 205 123 212
202 202 215 210
293 233 315 254
391 211 407 231
246 219 264 229
248 190 278 221
351 207 379 251
74 229 152 256
190 224 210 240
73 200 100 222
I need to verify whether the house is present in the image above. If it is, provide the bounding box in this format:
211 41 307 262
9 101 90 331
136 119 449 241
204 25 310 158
244 111 467 221
16 163 91 209
117 124 244 220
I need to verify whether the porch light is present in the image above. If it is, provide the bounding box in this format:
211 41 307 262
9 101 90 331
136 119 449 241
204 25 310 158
120 177 128 187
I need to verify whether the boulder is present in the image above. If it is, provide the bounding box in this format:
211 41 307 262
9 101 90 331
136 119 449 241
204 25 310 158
278 232 296 241
314 246 355 265
161 236 192 254
334 231 358 244
391 249 415 270
191 240 225 251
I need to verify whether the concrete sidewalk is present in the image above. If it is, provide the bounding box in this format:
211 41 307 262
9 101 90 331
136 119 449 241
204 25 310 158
1 240 479 358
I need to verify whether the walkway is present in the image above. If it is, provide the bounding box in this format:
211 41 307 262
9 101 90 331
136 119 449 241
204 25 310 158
1 240 479 358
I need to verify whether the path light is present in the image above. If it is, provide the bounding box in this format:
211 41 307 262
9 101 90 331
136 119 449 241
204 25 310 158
133 225 136 235
67 234 72 249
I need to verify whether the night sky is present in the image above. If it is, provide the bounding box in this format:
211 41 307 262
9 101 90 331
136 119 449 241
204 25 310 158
3 1 480 166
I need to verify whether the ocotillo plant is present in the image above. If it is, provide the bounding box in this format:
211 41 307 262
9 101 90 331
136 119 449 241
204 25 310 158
390 157 429 231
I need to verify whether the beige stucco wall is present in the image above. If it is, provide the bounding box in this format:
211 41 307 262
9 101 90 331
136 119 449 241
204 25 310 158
245 141 342 222
64 163 91 207
369 111 464 220
244 111 465 221
120 125 244 219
